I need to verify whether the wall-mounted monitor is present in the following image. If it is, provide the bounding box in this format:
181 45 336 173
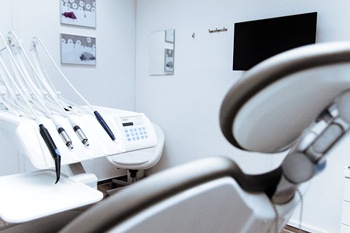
233 12 317 71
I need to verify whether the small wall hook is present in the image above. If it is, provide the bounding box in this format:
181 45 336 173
208 27 228 33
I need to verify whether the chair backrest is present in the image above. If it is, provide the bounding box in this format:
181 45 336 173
59 156 286 233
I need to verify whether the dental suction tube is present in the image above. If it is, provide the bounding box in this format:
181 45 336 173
7 32 74 150
39 124 61 184
0 33 62 183
29 36 90 147
31 36 117 142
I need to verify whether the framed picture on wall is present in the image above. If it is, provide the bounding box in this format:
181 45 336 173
60 34 96 65
60 0 96 28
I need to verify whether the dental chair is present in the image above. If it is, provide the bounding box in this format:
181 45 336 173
56 41 350 233
4 41 350 233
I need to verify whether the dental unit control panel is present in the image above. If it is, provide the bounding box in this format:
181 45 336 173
118 114 157 151
98 107 158 153
123 117 151 144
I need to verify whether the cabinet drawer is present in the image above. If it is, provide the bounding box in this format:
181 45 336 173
341 224 350 233
342 201 350 225
344 178 350 201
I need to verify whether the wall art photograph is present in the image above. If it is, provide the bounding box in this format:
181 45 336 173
60 0 96 28
61 34 96 65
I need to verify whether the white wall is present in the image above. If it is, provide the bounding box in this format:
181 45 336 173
1 0 350 231
0 0 136 179
135 0 350 232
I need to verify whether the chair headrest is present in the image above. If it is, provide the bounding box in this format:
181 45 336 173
220 42 350 153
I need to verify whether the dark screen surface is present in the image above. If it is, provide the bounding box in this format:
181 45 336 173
233 12 317 71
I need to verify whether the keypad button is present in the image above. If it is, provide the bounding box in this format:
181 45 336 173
124 125 149 142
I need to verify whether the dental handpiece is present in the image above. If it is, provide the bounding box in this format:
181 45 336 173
57 127 73 149
73 125 89 146
94 110 116 141
39 124 61 184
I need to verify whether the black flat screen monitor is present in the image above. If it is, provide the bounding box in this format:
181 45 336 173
233 12 317 71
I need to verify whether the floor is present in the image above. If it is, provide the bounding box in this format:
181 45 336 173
282 225 309 233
